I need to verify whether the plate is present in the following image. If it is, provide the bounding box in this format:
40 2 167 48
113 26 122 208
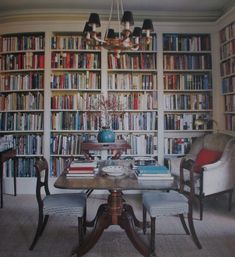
102 166 126 176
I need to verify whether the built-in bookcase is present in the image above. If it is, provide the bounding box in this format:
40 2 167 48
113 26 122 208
0 29 216 178
163 33 213 156
107 34 158 156
0 32 45 177
49 32 102 176
219 21 235 132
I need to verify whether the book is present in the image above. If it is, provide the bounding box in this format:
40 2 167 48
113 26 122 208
137 165 170 175
66 172 95 177
70 160 97 168
135 170 173 181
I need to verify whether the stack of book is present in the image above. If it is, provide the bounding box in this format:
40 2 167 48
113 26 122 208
66 160 97 177
135 165 173 181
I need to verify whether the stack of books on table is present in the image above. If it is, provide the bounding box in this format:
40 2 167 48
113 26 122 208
135 165 174 181
66 160 97 177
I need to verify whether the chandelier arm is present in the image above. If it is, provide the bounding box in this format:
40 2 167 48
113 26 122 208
105 0 114 39
92 34 106 44
117 0 121 38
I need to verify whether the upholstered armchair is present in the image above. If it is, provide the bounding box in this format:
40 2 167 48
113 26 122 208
169 133 235 220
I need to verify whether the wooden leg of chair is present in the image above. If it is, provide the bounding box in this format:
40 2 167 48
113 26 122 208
228 190 233 211
29 212 45 250
40 215 49 236
187 212 202 249
78 217 84 246
199 197 203 221
150 217 156 254
143 205 147 234
179 214 190 235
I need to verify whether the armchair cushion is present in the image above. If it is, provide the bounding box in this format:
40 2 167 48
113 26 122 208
193 148 222 173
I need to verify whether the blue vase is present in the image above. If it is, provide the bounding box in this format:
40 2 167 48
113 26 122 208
97 127 115 143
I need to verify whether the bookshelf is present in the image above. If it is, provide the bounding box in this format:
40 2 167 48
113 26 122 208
107 34 158 157
219 21 235 132
0 32 45 177
162 33 213 156
49 32 102 176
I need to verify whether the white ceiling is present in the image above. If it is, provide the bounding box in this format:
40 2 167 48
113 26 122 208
0 0 234 22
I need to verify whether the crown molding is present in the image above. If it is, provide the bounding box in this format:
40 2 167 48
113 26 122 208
0 8 223 24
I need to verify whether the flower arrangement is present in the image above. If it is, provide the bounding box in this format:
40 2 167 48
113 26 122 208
99 94 125 129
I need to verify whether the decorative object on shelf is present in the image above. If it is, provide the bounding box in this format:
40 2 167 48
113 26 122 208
83 0 154 57
195 117 218 131
97 126 115 143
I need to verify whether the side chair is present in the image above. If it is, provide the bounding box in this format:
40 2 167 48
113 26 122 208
142 158 202 256
29 157 87 250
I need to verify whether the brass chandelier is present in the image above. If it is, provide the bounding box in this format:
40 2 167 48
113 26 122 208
83 0 154 56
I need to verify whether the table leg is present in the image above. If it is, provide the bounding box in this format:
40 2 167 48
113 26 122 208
0 162 3 208
72 191 150 257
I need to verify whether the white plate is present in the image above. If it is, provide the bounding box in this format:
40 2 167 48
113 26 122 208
102 166 126 176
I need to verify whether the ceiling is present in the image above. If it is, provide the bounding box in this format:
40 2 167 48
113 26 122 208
0 0 235 22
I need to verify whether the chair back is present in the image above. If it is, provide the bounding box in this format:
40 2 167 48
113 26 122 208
179 158 196 202
34 157 50 208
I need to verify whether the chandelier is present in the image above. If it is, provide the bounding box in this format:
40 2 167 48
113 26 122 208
83 0 154 56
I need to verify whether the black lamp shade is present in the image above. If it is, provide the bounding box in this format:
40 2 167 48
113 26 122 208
83 22 92 34
142 19 154 31
133 27 142 37
106 29 116 39
88 13 101 27
121 11 134 26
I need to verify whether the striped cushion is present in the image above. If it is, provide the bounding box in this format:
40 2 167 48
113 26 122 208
43 193 86 217
143 191 188 217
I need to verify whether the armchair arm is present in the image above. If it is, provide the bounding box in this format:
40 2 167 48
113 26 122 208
202 160 235 196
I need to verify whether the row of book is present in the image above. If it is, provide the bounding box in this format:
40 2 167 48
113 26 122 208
221 76 235 94
108 53 157 70
220 39 235 60
0 72 44 91
14 135 43 155
51 52 100 69
51 71 101 90
164 137 192 155
108 73 157 91
3 158 37 177
121 134 158 156
164 113 211 130
220 21 235 43
110 112 158 131
163 34 211 52
51 134 83 155
0 34 45 52
163 54 212 70
164 93 212 110
0 53 44 70
51 92 101 110
51 111 101 131
107 92 158 110
51 35 97 50
225 114 235 131
0 92 44 111
225 95 235 112
0 112 43 131
220 58 235 77
163 73 211 90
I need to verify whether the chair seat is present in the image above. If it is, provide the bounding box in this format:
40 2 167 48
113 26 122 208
43 193 86 217
143 190 188 217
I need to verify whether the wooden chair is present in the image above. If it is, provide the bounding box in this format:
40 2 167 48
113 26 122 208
142 158 202 256
29 157 87 250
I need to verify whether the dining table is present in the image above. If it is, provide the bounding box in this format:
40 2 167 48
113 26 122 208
54 160 175 257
